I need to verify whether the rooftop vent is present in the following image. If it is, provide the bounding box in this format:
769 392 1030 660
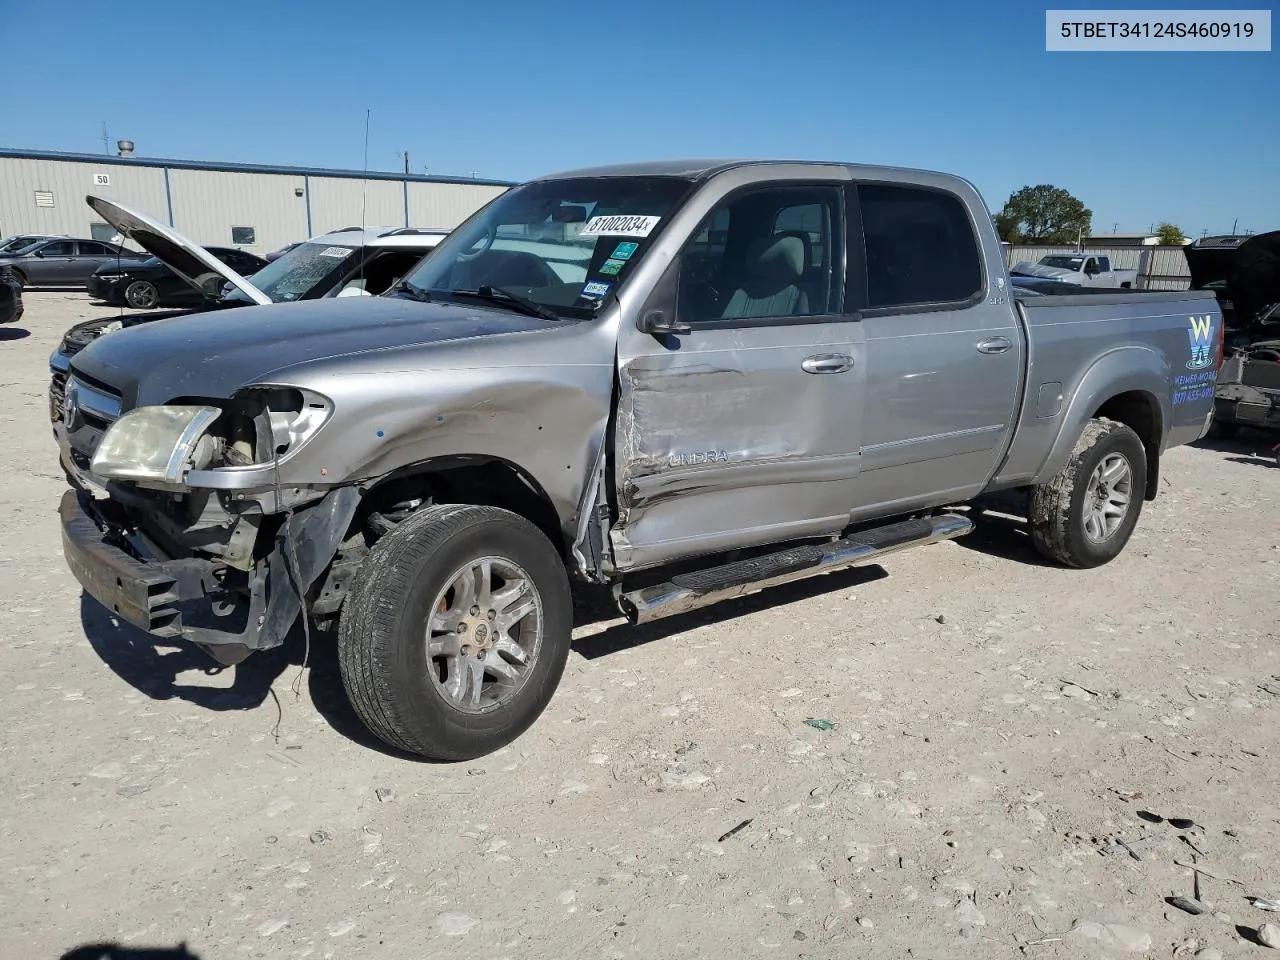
116 139 135 157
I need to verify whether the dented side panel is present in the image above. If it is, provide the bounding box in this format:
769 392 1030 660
614 322 867 570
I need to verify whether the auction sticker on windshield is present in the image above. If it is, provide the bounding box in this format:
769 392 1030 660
580 215 660 238
320 246 351 258
611 241 639 260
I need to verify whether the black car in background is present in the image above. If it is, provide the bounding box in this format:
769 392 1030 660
0 267 22 325
87 246 269 308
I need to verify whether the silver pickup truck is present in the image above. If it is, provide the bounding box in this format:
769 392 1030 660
56 159 1221 760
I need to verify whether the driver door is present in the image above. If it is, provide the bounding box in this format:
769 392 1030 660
611 181 866 571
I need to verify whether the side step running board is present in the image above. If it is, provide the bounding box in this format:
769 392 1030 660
617 513 973 626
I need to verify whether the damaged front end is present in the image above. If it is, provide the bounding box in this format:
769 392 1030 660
59 383 358 665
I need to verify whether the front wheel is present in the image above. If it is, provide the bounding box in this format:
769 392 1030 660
338 503 572 760
1028 417 1147 569
124 280 159 309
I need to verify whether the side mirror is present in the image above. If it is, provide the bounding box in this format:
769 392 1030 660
637 310 691 336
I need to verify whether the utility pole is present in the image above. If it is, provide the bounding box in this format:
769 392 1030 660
403 150 410 175
101 122 109 154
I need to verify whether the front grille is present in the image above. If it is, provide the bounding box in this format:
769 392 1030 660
64 375 123 429
50 370 67 424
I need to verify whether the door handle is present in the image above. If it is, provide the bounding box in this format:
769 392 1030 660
976 336 1013 355
801 353 854 374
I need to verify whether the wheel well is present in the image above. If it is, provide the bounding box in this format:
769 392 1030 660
1093 391 1161 500
360 457 566 556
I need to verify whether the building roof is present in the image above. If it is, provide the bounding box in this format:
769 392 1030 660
0 147 514 188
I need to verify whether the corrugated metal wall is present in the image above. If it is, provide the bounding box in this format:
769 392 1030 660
0 157 168 252
408 181 507 230
307 177 405 236
168 168 309 252
1008 244 1192 290
0 156 510 255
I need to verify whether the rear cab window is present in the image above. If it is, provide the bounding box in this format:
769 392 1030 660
856 182 983 310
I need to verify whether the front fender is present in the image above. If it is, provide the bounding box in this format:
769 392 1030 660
318 366 614 537
1033 344 1169 483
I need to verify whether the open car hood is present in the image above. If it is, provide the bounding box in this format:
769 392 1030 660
85 195 271 306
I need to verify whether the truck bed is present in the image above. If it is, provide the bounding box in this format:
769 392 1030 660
992 288 1220 488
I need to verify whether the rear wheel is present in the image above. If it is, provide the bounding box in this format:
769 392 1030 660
1029 417 1147 568
10 269 26 289
337 503 572 760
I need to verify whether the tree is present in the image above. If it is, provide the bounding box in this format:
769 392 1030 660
1155 222 1188 245
996 185 1092 244
993 210 1023 244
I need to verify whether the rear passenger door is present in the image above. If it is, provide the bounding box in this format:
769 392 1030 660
73 241 119 283
848 181 1023 518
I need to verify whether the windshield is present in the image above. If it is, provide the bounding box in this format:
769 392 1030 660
0 235 44 254
1039 256 1084 269
398 175 695 319
221 240 357 304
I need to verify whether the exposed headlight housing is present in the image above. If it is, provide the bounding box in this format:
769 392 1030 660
88 387 332 486
91 405 222 483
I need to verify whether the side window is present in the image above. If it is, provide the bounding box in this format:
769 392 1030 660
1097 256 1110 272
77 241 111 256
677 185 844 324
40 241 75 256
1084 257 1097 273
858 183 982 310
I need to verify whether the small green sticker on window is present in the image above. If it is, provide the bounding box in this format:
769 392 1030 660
599 258 626 276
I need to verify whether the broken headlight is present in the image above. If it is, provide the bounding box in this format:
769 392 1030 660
89 388 332 485
203 386 332 469
91 405 222 483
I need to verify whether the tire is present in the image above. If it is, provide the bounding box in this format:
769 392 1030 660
10 269 26 289
1028 417 1147 569
337 503 572 760
124 280 159 309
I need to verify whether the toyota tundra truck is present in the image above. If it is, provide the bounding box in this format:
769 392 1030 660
55 159 1221 760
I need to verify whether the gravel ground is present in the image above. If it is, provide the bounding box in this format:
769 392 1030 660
1 291 1278 960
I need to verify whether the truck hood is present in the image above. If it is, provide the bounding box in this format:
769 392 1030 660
1009 261 1075 281
86 194 271 305
69 296 554 408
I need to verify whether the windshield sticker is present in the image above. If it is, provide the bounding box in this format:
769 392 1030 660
580 215 660 238
598 258 626 276
611 241 639 260
320 246 351 258
581 280 611 299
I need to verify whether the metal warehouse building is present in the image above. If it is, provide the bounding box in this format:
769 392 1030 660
0 148 513 255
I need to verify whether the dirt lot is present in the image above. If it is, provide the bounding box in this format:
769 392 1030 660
1 291 1278 960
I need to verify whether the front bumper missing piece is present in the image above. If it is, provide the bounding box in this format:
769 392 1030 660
60 486 359 664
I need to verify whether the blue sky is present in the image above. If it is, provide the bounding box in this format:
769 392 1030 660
2 0 1276 237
